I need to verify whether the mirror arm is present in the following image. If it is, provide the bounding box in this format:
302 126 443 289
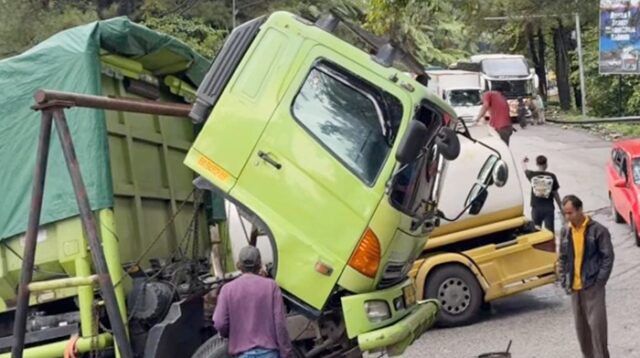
457 117 473 139
475 139 501 160
456 119 502 160
437 186 488 222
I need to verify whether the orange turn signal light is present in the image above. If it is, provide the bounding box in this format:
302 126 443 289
348 228 381 278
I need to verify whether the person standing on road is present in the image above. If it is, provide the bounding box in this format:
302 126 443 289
473 87 514 145
213 246 293 358
559 195 615 358
523 155 562 234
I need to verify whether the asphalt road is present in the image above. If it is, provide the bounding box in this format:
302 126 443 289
403 124 640 358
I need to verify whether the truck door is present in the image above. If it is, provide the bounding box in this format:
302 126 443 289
620 152 634 221
230 46 407 309
612 150 632 221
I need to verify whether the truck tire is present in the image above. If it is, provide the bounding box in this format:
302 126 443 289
191 335 231 358
631 218 640 247
190 336 306 358
425 265 483 327
610 196 624 224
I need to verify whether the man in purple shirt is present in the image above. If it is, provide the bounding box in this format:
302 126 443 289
213 246 293 358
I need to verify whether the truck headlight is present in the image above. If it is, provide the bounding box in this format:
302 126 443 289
365 300 391 322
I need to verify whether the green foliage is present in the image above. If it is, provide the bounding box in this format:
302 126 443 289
2 0 633 118
366 0 476 66
0 1 98 58
142 14 226 59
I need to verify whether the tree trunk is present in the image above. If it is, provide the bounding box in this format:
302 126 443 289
526 23 548 101
553 22 572 111
116 0 138 16
537 27 547 101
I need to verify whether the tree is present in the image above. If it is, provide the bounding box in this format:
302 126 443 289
553 21 573 110
142 15 226 59
0 1 98 59
366 0 475 66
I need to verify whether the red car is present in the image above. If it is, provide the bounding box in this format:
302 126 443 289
608 139 640 247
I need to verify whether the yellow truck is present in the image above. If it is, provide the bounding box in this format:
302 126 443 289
411 125 558 326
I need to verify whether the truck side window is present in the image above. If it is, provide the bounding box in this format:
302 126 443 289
621 155 629 182
613 150 622 174
292 63 401 185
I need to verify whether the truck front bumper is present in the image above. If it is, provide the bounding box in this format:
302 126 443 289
357 299 439 356
341 278 439 356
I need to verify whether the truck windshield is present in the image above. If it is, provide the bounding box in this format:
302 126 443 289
481 58 529 77
448 89 481 107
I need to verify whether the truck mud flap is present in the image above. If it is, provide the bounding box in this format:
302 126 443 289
143 297 205 358
189 16 267 124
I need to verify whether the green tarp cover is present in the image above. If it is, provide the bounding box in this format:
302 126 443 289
0 17 210 240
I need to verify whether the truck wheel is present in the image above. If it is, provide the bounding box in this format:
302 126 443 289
425 265 483 327
191 335 231 358
631 218 640 247
610 196 624 223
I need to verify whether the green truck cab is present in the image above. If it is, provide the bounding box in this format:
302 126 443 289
186 11 507 357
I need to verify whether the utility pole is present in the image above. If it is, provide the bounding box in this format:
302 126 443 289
575 12 587 116
232 0 236 28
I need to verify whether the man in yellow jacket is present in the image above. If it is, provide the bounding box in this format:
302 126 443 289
559 195 615 358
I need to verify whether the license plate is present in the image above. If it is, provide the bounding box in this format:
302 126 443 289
403 285 416 307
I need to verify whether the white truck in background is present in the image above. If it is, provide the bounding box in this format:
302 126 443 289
452 54 541 123
426 70 483 125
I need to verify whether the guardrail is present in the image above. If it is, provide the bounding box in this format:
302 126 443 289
546 116 640 125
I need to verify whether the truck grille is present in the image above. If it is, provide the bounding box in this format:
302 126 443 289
378 261 410 289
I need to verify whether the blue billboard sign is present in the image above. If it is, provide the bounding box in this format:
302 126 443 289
600 0 640 74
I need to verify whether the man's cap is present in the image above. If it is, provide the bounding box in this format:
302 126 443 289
238 246 261 270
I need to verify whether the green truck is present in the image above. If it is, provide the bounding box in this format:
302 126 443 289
0 11 508 358
186 11 508 357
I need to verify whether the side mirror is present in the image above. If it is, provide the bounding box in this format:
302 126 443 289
614 178 626 188
491 160 508 187
463 155 509 215
436 129 512 222
477 154 509 187
477 155 498 183
396 120 428 163
465 184 488 215
533 74 540 90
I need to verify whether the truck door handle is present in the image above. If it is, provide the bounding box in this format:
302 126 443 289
257 151 282 170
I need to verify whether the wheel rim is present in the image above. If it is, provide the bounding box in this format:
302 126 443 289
437 277 471 315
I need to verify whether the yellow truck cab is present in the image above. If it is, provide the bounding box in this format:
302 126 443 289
412 125 558 327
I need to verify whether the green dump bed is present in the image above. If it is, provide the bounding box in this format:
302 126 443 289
0 18 215 313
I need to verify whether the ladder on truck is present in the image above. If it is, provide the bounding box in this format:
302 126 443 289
11 90 193 358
